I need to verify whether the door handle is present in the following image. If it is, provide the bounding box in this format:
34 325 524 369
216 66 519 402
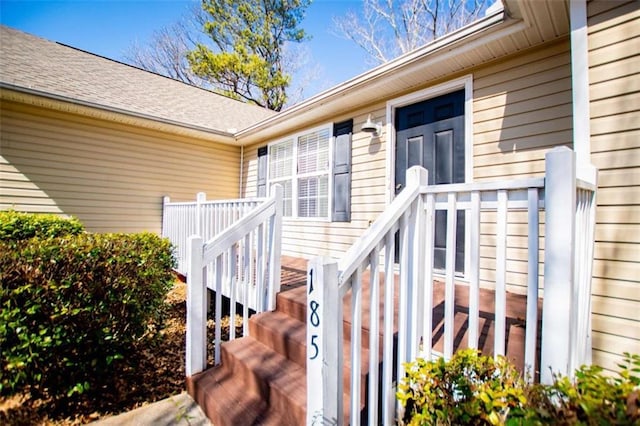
396 183 403 190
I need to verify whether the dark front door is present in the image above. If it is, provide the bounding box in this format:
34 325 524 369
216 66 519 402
395 89 466 273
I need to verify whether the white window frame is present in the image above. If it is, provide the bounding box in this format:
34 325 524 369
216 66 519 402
385 74 474 279
266 123 333 221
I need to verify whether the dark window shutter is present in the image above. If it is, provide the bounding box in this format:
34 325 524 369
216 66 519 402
332 120 353 222
256 146 268 197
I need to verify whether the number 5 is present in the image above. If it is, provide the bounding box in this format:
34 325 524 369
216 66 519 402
310 335 319 360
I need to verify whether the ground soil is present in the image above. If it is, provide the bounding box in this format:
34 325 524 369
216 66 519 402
0 281 238 425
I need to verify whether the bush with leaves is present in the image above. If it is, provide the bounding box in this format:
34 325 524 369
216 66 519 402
397 349 535 425
0 222 175 398
532 353 640 425
398 349 640 425
0 210 83 243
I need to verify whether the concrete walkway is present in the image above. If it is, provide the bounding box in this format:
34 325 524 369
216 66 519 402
91 392 212 426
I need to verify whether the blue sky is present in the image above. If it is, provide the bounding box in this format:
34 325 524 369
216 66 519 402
0 0 371 99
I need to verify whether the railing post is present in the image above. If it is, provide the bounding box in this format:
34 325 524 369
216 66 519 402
267 184 283 311
306 257 342 426
186 235 206 377
541 147 576 383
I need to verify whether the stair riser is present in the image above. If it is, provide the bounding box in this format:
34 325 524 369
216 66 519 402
186 369 267 426
221 344 306 425
275 290 307 323
249 315 307 368
250 313 373 404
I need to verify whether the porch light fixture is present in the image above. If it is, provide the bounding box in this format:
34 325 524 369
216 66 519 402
361 114 382 135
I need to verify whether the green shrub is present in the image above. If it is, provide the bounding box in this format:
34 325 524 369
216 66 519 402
0 210 84 242
398 350 640 425
534 353 640 425
397 349 534 425
0 231 175 397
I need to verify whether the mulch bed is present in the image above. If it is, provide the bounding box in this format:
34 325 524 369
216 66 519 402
0 281 240 425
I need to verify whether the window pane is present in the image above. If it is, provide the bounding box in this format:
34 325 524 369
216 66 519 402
298 175 328 217
269 139 293 179
297 128 330 174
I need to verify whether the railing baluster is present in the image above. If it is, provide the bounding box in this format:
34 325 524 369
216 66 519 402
249 228 256 312
495 189 508 357
444 192 457 359
468 190 481 350
397 212 410 381
382 230 395 426
525 187 540 378
229 244 237 341
256 222 265 312
243 233 251 336
367 249 380 426
350 267 363 426
423 193 435 360
410 192 425 361
214 254 223 365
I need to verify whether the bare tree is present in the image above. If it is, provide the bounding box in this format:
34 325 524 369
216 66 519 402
334 0 491 65
124 5 210 88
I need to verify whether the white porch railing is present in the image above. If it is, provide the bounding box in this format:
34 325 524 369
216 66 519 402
162 193 264 274
307 147 597 425
185 185 283 377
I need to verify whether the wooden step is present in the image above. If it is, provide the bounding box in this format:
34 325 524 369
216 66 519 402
275 284 307 322
249 310 307 368
220 337 307 426
186 364 267 426
250 309 372 403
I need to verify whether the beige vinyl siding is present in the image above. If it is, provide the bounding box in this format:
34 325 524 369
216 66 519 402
243 109 388 259
242 41 575 273
472 40 573 294
587 0 640 371
473 39 573 180
1 100 240 233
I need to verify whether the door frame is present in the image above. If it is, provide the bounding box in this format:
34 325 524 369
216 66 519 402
385 74 474 278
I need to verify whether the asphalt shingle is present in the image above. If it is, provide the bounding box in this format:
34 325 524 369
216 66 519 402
0 25 275 134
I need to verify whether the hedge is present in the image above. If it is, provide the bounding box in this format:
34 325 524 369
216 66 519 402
0 210 83 242
0 224 175 397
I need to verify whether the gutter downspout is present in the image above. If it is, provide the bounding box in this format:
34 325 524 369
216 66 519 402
239 144 244 198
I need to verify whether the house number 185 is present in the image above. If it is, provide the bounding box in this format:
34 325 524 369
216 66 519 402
308 269 320 360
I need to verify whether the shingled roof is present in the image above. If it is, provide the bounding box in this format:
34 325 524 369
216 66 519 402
0 25 275 135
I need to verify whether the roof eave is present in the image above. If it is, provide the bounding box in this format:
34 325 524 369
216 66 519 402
0 84 237 145
236 0 566 145
235 6 511 145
